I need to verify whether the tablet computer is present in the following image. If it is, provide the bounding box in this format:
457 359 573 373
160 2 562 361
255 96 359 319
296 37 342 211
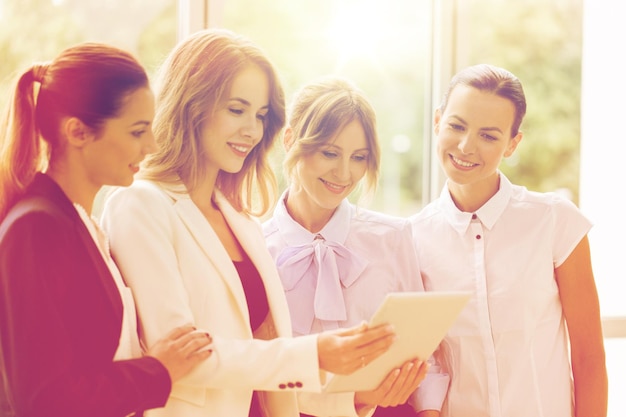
323 291 471 393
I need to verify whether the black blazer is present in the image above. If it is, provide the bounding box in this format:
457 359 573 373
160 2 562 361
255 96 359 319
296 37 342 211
0 174 170 417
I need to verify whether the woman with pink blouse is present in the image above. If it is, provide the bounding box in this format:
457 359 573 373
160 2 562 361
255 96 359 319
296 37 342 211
263 77 448 417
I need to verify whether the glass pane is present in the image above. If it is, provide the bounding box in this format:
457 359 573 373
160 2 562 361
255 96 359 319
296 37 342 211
215 0 432 216
453 0 583 203
0 0 177 215
0 0 177 104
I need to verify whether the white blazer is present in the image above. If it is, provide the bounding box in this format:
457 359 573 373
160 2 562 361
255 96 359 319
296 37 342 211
101 179 323 417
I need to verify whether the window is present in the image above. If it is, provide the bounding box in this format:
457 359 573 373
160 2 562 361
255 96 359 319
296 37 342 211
210 0 433 216
210 2 623 415
0 0 178 213
0 0 178 105
1 0 622 413
432 0 584 202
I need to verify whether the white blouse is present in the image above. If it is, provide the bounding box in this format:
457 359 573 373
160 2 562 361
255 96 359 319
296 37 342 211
74 203 142 360
264 193 449 416
410 173 591 417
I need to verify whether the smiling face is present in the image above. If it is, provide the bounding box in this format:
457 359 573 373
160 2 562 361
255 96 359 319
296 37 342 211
82 86 156 188
288 119 369 229
435 84 522 204
199 64 270 179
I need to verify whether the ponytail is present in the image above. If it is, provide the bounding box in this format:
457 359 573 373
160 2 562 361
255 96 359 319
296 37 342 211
0 43 148 220
0 65 49 219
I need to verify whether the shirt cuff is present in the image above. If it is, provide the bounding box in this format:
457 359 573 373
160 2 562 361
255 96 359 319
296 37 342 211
409 368 450 412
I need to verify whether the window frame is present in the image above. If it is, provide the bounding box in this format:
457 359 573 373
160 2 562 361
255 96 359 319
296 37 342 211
181 0 626 338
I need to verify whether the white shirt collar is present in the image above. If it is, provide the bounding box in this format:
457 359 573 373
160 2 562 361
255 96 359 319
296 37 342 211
439 171 513 234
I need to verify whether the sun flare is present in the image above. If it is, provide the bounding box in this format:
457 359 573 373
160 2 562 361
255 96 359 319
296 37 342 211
327 0 384 68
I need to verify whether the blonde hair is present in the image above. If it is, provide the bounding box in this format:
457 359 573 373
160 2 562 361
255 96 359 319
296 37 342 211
284 77 380 198
140 28 285 216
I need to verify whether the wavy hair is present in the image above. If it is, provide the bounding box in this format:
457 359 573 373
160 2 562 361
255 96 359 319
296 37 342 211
140 28 285 216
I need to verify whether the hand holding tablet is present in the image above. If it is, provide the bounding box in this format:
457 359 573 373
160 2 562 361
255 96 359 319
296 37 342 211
323 291 471 393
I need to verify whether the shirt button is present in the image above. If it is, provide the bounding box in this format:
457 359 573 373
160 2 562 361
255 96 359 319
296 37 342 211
476 235 481 239
287 382 295 388
295 381 303 388
278 383 286 389
472 213 477 220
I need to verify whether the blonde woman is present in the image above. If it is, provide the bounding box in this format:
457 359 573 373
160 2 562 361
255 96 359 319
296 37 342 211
263 77 447 417
101 29 396 417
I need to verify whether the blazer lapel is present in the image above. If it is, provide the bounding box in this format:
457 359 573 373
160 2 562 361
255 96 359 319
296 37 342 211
74 219 124 324
29 174 123 321
215 193 292 337
161 186 250 326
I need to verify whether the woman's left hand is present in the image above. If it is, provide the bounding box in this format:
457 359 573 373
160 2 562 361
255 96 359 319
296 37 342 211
354 358 428 409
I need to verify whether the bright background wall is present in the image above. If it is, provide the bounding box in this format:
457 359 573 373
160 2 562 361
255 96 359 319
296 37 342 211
580 1 626 414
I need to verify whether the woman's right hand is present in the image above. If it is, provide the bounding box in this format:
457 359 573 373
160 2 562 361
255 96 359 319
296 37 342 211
317 322 395 375
145 324 213 382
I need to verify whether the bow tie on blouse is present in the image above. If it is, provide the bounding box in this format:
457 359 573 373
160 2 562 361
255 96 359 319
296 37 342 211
276 235 368 328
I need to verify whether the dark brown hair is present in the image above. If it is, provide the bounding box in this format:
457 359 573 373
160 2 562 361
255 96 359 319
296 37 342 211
0 42 148 219
440 64 527 137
